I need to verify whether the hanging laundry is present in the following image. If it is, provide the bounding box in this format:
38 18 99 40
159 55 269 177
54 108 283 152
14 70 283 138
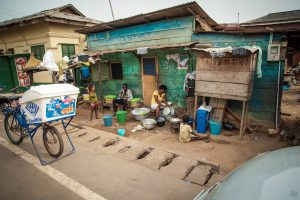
57 60 68 82
244 45 263 78
183 71 196 90
232 47 248 56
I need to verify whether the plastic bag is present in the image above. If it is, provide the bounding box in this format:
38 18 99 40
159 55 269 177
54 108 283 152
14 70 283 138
40 50 59 73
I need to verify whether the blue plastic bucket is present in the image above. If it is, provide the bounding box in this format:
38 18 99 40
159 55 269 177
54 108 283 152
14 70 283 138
117 129 125 136
209 120 222 135
103 115 113 127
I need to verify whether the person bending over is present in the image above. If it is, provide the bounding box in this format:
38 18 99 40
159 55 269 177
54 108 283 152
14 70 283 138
151 85 170 118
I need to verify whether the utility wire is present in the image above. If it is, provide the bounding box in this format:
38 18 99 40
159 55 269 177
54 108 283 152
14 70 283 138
108 0 115 20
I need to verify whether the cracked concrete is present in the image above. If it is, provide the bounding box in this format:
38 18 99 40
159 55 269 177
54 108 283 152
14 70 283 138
137 148 175 170
160 156 198 179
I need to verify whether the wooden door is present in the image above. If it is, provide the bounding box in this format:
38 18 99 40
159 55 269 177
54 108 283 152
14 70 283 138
142 57 158 105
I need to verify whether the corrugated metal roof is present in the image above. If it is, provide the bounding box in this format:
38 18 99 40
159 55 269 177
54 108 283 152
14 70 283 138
242 9 300 26
78 1 221 34
0 4 101 30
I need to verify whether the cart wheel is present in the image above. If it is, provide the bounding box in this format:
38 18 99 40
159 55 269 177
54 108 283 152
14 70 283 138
43 126 64 158
4 113 23 145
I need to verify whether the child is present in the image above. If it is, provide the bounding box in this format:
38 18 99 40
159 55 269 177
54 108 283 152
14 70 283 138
179 115 200 143
88 84 99 121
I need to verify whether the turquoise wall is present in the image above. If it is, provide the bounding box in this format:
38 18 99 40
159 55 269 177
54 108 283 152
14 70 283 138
87 15 284 127
93 52 143 98
87 17 194 51
92 47 195 107
192 33 284 127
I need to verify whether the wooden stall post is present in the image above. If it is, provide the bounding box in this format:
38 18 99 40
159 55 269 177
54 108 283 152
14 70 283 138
193 95 198 129
97 54 104 112
239 101 249 140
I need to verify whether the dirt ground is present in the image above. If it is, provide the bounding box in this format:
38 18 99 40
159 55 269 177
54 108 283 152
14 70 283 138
74 87 300 174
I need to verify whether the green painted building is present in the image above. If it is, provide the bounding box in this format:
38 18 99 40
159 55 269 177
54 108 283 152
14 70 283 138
78 1 287 128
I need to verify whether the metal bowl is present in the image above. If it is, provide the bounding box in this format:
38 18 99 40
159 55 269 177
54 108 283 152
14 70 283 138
142 118 157 130
131 107 150 121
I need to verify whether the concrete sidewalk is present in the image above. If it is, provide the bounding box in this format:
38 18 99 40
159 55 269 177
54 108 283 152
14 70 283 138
0 114 211 200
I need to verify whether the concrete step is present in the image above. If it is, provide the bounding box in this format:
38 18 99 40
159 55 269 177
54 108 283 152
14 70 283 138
160 156 198 179
185 165 212 186
117 143 152 161
137 148 175 170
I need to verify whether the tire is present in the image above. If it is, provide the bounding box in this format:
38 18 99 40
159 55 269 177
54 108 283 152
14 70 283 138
4 113 23 145
43 126 64 158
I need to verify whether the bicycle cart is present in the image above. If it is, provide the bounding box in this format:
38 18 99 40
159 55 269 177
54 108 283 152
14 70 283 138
2 84 79 165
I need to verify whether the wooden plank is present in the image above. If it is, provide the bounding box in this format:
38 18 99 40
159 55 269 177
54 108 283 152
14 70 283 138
195 92 248 101
197 57 253 72
210 98 227 122
239 101 247 140
97 56 104 112
195 81 249 97
193 95 198 129
196 71 251 84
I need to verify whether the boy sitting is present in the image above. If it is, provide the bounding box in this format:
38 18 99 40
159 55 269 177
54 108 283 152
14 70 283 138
179 115 202 143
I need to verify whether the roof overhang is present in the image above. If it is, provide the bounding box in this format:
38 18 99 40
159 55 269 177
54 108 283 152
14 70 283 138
86 41 198 56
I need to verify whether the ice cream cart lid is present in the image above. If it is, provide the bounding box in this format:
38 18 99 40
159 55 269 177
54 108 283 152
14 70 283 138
20 84 79 104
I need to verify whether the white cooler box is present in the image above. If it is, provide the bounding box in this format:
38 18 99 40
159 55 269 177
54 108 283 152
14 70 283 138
19 84 80 124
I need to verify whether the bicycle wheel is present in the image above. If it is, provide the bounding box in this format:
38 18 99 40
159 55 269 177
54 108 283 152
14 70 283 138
43 126 64 158
4 113 23 144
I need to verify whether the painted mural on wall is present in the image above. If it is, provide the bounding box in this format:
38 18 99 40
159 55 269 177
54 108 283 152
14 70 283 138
46 96 76 118
15 57 30 86
166 53 189 69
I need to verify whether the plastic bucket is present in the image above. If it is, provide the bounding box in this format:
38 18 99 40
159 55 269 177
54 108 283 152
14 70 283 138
103 115 113 127
116 111 127 124
209 120 222 135
117 129 125 136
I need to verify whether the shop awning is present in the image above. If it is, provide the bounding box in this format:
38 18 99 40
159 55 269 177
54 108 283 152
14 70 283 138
85 41 198 57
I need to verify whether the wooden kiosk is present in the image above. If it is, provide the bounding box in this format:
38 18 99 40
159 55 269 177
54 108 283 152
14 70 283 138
193 48 258 140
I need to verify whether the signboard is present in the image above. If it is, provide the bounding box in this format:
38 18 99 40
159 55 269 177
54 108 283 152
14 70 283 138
15 57 30 86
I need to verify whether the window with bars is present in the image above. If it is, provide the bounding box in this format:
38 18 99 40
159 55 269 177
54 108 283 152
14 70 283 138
30 45 45 61
110 62 123 80
61 44 75 59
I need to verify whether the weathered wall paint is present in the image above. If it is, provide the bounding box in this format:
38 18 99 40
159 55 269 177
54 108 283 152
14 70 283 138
87 17 194 51
93 52 143 99
192 33 284 127
91 47 195 107
87 15 284 128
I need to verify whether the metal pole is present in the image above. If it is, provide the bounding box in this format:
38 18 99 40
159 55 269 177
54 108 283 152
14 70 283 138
275 61 281 130
108 0 115 20
97 54 104 112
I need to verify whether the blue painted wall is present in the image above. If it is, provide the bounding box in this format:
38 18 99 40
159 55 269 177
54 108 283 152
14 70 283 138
87 17 194 51
192 33 284 127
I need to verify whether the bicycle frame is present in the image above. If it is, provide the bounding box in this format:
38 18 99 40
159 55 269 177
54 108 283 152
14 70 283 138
2 105 76 165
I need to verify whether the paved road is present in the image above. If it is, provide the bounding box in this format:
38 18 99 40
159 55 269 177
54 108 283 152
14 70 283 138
0 114 202 200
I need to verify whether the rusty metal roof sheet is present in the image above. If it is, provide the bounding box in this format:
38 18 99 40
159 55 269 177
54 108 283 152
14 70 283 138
0 4 101 31
86 41 198 56
242 9 300 26
78 1 221 34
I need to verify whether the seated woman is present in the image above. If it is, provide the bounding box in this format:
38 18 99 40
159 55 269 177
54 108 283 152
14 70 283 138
113 83 133 115
151 85 169 118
